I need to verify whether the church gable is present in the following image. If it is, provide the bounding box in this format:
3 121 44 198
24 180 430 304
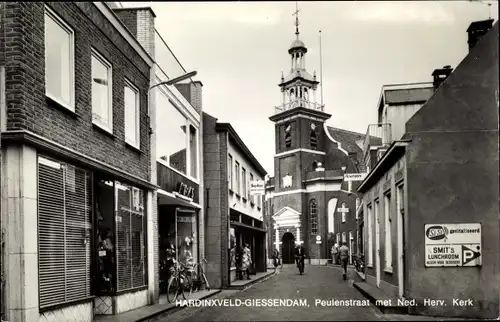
272 206 301 227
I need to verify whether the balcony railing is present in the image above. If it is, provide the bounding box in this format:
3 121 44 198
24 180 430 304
274 98 324 114
363 123 392 156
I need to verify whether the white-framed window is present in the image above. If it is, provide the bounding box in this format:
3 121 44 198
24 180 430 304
155 86 199 180
124 79 140 148
249 173 254 201
341 202 347 223
91 49 113 132
235 162 240 194
242 168 247 197
384 193 392 270
228 154 233 190
356 198 360 220
336 233 340 244
348 180 353 192
45 5 75 111
342 232 346 243
367 204 373 266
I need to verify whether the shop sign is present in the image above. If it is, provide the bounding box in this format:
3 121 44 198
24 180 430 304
250 180 265 195
176 182 195 199
424 223 482 267
177 216 195 223
344 173 367 181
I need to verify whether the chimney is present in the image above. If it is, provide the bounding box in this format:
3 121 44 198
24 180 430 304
432 65 453 91
466 19 494 52
174 81 203 114
112 6 156 58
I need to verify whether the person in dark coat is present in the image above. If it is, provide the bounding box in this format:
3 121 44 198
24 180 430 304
295 244 306 275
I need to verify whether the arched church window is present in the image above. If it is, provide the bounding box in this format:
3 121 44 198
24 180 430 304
303 88 308 101
310 199 318 235
285 123 292 148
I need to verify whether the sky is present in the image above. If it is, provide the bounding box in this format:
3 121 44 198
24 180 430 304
123 1 498 176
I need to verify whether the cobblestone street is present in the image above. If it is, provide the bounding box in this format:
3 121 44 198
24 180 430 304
161 265 386 321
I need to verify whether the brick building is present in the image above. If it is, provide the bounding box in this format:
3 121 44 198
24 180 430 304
203 112 267 289
357 20 499 319
264 15 365 267
0 2 156 321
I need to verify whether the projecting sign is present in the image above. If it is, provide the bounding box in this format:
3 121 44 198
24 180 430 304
250 180 265 195
343 173 367 182
316 235 321 241
424 223 482 267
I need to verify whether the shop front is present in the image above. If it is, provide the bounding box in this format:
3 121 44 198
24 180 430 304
229 210 266 283
157 163 201 296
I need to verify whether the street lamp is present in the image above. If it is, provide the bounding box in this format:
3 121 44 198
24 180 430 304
147 71 198 135
148 70 198 92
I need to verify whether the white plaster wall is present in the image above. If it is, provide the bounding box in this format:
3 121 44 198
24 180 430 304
386 104 423 141
115 289 148 314
227 142 265 221
39 302 93 322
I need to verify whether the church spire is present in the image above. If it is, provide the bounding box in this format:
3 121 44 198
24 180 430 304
293 1 300 39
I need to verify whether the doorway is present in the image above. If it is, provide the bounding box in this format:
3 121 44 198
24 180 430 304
397 184 405 298
375 200 381 288
281 232 295 264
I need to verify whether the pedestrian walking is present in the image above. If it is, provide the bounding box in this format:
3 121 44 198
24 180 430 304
339 242 349 280
331 242 339 265
295 244 306 275
240 243 252 280
273 248 281 274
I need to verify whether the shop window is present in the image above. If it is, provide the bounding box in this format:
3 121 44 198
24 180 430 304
229 227 236 269
176 210 198 268
95 179 147 294
309 199 318 235
37 156 91 309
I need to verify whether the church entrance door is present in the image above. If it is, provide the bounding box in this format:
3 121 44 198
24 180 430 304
281 232 295 264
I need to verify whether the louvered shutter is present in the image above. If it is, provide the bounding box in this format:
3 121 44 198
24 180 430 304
38 156 91 309
116 183 145 291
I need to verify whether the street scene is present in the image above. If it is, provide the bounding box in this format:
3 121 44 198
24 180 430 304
0 1 498 322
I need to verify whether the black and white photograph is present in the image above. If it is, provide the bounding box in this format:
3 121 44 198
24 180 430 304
0 1 498 321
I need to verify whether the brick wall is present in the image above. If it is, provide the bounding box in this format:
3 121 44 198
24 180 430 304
174 82 203 114
1 2 151 180
112 9 137 36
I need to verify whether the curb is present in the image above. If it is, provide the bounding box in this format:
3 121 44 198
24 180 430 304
352 282 409 315
137 290 222 322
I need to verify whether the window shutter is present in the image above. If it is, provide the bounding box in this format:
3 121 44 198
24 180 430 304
38 156 91 309
116 183 145 291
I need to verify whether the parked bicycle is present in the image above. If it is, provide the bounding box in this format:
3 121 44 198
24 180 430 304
354 253 365 273
190 258 210 292
166 259 192 303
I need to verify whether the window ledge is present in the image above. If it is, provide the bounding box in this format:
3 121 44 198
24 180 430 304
230 267 236 271
257 206 261 211
242 197 247 203
93 123 116 139
125 141 142 154
384 267 393 274
46 95 79 119
229 189 234 195
235 193 241 199
367 265 373 268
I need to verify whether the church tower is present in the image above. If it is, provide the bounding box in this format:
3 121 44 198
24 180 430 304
268 2 333 263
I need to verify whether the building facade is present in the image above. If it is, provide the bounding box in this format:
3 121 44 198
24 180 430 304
358 20 499 319
0 2 156 321
111 4 205 305
203 112 267 289
264 16 365 267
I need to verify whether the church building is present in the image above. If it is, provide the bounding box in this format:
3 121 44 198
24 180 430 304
264 7 367 266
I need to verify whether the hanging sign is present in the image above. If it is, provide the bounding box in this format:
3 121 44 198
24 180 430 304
424 223 482 267
250 180 265 195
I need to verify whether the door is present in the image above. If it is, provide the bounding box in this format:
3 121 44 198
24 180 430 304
397 185 405 298
375 200 381 288
281 232 295 264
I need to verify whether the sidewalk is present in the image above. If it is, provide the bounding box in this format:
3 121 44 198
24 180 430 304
227 269 275 290
94 289 220 322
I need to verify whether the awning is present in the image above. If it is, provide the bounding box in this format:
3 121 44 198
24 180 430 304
157 189 201 209
230 221 267 233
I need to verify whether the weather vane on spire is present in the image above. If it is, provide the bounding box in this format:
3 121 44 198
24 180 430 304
292 0 300 39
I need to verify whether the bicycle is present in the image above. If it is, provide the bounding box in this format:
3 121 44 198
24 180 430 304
166 259 192 303
190 258 210 292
